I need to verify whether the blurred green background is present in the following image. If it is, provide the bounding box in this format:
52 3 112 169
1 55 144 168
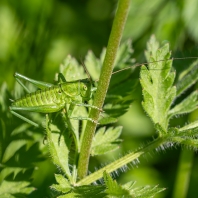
1 0 198 197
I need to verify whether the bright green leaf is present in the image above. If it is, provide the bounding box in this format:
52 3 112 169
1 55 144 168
168 90 198 118
140 35 176 132
103 171 131 197
51 174 71 194
46 115 72 180
131 185 166 198
91 127 122 156
176 60 198 97
2 140 27 163
58 185 106 198
99 116 118 125
84 50 102 80
0 180 34 197
104 93 135 118
179 120 198 132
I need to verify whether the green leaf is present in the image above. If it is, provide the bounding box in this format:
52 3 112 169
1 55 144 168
0 167 27 182
127 184 166 198
59 55 86 81
73 185 106 198
91 127 122 156
179 121 198 132
84 50 103 80
176 60 198 97
166 127 198 149
51 174 71 194
0 82 44 182
57 185 106 198
171 137 198 149
104 40 137 118
0 180 34 197
114 39 135 71
46 115 72 180
140 35 176 132
2 140 27 163
84 40 137 119
103 171 165 198
103 171 131 197
98 116 118 125
84 39 135 82
168 90 198 118
104 92 135 118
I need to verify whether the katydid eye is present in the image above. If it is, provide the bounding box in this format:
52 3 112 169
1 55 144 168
83 85 87 90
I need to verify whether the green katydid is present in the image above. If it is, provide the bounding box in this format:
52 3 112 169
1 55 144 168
10 57 198 127
10 72 99 128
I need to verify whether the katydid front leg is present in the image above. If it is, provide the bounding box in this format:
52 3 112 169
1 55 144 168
68 103 98 124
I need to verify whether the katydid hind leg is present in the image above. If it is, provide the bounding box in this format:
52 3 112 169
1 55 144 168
14 72 54 90
10 110 39 127
10 104 64 113
10 103 64 127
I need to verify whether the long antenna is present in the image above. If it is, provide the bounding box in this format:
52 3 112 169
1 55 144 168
80 59 95 86
112 57 198 74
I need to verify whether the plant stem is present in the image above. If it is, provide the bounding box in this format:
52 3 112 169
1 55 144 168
172 149 193 198
77 137 166 185
77 0 131 180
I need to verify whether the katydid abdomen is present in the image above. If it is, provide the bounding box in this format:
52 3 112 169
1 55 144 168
12 86 66 113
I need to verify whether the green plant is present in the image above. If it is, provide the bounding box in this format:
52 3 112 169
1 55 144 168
1 0 198 197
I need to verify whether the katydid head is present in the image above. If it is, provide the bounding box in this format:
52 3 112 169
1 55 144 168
61 79 94 100
79 79 93 100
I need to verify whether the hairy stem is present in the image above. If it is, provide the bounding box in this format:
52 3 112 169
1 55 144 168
77 0 130 180
77 137 166 185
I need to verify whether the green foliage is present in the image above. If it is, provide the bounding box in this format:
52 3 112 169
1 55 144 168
3 35 198 197
51 174 71 194
104 40 137 119
168 91 198 118
45 43 133 186
103 171 131 197
50 171 165 198
91 126 122 156
140 35 176 132
176 60 198 97
46 115 72 181
140 36 198 149
2 33 198 197
84 40 137 122
1 0 198 197
103 171 165 198
0 180 35 198
0 83 44 195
